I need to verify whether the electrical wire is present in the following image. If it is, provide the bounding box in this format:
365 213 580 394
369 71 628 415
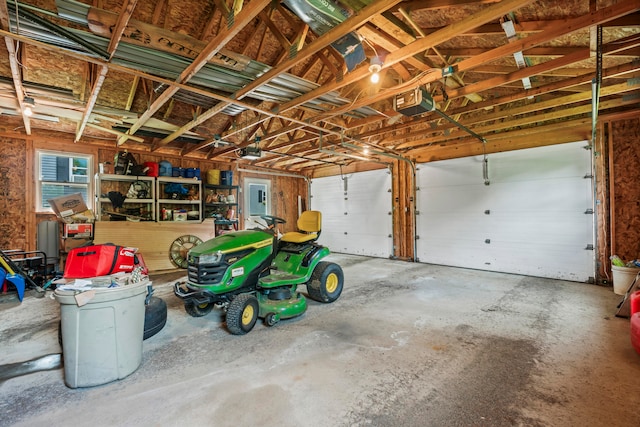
361 37 379 57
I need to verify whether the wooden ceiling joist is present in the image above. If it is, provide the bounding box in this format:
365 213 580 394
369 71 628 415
0 0 638 169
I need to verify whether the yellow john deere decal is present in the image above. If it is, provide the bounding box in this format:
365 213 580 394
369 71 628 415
220 238 272 254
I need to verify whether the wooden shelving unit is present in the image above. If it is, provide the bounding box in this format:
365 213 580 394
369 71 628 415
156 176 202 222
95 173 155 221
203 184 239 234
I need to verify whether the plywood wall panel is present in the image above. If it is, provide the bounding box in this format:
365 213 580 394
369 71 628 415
610 117 640 261
0 137 28 251
93 220 216 272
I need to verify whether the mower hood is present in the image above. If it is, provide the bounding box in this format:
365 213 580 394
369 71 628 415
190 230 274 257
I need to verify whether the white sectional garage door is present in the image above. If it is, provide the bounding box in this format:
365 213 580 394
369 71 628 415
416 142 594 282
311 169 393 258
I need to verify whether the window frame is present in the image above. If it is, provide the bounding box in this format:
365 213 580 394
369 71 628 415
36 149 94 213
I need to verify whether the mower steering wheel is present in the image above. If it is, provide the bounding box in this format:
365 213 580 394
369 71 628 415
260 215 286 229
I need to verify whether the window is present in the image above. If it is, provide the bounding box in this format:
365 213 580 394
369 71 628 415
37 151 92 211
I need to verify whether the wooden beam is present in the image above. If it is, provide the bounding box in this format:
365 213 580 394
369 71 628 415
278 0 538 124
401 97 638 152
346 58 640 146
451 1 640 74
86 123 145 142
116 0 271 145
125 75 140 111
76 0 138 142
310 0 640 127
1 0 31 134
411 118 592 162
233 0 405 101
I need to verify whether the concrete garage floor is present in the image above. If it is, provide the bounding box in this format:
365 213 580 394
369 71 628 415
1 253 639 427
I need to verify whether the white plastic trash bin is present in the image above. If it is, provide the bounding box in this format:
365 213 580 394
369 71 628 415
54 279 149 388
611 266 640 295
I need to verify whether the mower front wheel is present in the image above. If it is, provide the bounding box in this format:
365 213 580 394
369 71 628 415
264 312 280 327
308 261 344 303
226 294 259 335
185 302 214 317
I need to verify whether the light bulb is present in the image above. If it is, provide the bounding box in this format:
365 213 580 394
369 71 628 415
368 55 383 84
23 106 33 117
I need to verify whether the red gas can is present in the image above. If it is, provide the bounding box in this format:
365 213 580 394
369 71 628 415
631 313 640 356
630 290 640 316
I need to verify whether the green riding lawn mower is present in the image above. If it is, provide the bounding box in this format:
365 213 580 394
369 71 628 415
174 211 344 335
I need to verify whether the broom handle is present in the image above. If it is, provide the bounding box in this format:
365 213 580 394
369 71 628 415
0 255 16 275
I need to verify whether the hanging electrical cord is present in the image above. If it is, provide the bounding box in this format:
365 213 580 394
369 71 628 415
592 25 603 144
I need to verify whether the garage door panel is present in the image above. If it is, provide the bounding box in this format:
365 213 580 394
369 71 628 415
344 213 389 234
346 172 391 213
418 236 493 266
311 176 345 213
420 185 489 212
418 212 487 240
318 230 349 254
423 237 592 281
484 242 593 281
420 158 487 186
486 179 589 212
490 144 589 181
312 169 392 258
417 142 594 282
341 233 392 257
486 213 591 243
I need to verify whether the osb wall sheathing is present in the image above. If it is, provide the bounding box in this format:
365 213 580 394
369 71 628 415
0 137 28 251
610 117 640 263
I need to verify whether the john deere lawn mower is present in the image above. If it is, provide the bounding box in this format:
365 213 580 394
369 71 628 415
174 211 343 335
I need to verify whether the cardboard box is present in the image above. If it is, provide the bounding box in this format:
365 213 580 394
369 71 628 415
61 237 93 252
48 193 92 223
64 223 94 238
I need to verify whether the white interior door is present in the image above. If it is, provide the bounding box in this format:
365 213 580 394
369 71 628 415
311 169 393 258
416 142 594 282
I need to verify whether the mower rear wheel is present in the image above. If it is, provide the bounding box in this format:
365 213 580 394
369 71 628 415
308 261 344 303
185 302 214 317
226 294 259 335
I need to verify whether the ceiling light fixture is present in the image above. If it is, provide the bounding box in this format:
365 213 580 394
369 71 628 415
362 37 384 84
23 96 35 117
369 56 383 84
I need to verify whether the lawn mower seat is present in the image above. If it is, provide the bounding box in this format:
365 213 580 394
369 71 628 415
280 210 322 243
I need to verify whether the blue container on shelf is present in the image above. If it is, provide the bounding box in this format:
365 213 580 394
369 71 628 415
221 170 233 185
172 167 184 177
159 160 172 176
185 167 201 179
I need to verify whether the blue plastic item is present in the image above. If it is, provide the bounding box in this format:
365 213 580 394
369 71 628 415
221 170 233 185
185 168 201 179
159 160 172 176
